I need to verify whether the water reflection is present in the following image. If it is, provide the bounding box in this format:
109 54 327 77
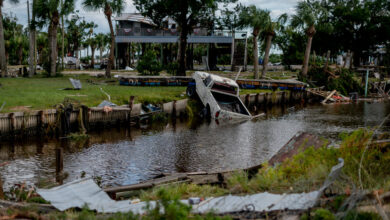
0 102 389 189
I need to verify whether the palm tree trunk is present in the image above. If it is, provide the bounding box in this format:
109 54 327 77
0 3 7 77
177 25 188 76
48 14 59 76
253 30 259 79
105 8 114 78
301 35 313 77
18 46 23 65
230 30 235 71
99 47 103 64
302 25 316 77
261 34 273 79
91 46 95 68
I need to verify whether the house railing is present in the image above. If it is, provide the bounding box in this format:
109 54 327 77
116 28 233 37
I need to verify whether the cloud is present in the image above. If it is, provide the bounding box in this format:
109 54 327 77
2 0 299 33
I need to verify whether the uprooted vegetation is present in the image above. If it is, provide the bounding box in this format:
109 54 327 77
305 66 364 96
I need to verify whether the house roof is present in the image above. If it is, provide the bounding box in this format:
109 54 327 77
114 13 177 27
114 13 155 26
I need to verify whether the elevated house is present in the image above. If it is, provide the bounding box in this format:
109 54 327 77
114 13 245 70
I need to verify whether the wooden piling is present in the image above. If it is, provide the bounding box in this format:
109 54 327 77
172 100 177 118
55 148 63 174
245 94 250 107
255 93 260 107
9 113 15 135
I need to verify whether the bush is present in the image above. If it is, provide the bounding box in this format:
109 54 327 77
137 50 162 76
217 54 231 65
166 62 179 75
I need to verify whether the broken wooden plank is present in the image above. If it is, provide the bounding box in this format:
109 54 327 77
104 173 188 194
188 174 220 185
0 199 56 213
321 90 337 104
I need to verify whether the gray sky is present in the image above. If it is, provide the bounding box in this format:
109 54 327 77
3 0 299 33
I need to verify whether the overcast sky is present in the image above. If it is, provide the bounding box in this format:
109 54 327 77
3 0 299 33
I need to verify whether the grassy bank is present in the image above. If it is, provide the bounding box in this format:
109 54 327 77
0 75 186 112
0 74 272 113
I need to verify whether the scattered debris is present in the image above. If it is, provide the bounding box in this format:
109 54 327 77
103 106 113 113
125 66 134 71
69 78 82 90
307 88 350 104
37 159 344 214
97 100 117 108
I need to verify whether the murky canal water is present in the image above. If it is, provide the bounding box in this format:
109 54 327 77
0 102 389 189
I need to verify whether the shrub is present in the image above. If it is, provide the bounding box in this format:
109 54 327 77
166 62 179 75
137 50 162 76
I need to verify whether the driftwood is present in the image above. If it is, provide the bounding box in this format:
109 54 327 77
0 199 56 213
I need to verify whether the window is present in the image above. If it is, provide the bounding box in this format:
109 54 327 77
211 82 237 94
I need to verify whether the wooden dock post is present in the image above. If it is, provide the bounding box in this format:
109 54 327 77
245 94 250 107
55 148 63 174
172 100 177 118
128 96 135 124
9 113 15 136
38 110 45 134
255 93 260 107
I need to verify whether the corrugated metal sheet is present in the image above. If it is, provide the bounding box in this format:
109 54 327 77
37 159 344 214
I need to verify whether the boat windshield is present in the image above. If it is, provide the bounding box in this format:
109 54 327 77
211 82 237 95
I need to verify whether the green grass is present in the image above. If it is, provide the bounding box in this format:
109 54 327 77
240 89 273 95
0 74 275 113
0 74 186 112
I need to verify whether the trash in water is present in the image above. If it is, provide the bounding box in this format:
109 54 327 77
142 104 161 113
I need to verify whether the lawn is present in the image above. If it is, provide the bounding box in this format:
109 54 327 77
0 74 273 113
0 75 186 112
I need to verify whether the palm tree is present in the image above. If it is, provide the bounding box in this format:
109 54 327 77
291 0 327 77
0 0 19 77
239 5 269 79
95 33 105 64
87 35 98 68
34 0 74 76
83 0 124 78
261 13 288 78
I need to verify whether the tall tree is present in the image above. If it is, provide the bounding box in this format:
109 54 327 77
34 0 74 76
0 0 19 77
218 3 242 71
87 35 98 68
291 0 327 77
239 5 269 79
134 0 236 76
66 19 89 58
260 13 288 78
83 0 124 78
95 33 106 64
